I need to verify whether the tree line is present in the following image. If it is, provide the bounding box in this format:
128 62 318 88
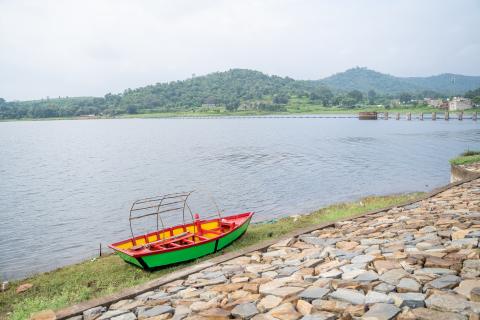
0 69 477 119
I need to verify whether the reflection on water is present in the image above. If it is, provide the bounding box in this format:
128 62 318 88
0 117 478 279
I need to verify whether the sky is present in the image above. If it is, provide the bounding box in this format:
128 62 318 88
1 0 480 101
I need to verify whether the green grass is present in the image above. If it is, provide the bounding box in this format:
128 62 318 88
1 192 423 319
450 150 480 165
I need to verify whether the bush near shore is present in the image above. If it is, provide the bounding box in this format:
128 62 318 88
450 150 480 166
0 193 423 319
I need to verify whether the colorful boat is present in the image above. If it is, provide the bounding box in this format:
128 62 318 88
109 191 253 269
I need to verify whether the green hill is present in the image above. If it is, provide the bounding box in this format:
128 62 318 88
1 68 479 119
320 67 480 95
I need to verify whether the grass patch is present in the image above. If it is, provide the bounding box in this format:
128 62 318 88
450 150 480 166
1 192 423 319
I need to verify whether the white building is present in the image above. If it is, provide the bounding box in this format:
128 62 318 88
449 97 473 111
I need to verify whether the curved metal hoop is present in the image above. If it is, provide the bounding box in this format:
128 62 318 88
128 191 195 245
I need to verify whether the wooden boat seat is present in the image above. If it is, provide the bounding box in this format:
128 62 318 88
130 232 193 251
220 221 236 230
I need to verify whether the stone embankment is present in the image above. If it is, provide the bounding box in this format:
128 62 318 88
451 163 480 183
49 174 480 320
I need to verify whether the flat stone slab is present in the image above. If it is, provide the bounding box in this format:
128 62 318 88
362 303 400 320
328 288 365 305
231 302 259 319
298 287 330 300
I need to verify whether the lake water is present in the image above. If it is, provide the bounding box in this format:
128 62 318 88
0 117 479 280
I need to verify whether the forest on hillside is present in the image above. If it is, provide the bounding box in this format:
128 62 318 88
1 68 480 119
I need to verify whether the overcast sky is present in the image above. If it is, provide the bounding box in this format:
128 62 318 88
1 0 479 100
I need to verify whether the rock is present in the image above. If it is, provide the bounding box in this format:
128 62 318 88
414 268 457 276
110 313 136 320
172 305 190 320
300 312 336 320
268 303 301 320
373 283 395 293
346 304 366 316
420 226 437 233
16 283 33 293
246 264 276 274
396 278 421 292
257 295 283 312
211 283 244 292
97 310 129 320
351 255 375 264
137 305 174 319
410 308 467 320
389 292 426 308
264 249 289 258
231 302 259 319
278 266 300 276
65 316 82 320
271 237 296 248
355 271 379 282
30 310 56 320
454 279 480 299
361 303 400 320
319 269 342 279
297 300 313 315
328 288 365 305
340 265 367 280
471 287 480 302
189 298 218 312
198 308 230 319
361 239 386 246
84 306 107 320
243 283 259 293
251 315 277 320
298 287 330 301
379 269 409 285
425 274 461 289
424 256 458 269
425 292 471 313
365 291 393 304
461 259 480 278
147 291 170 301
336 241 359 251
450 238 478 249
373 261 401 275
260 286 304 298
312 299 351 314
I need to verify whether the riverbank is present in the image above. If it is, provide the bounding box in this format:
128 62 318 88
1 193 422 319
53 172 480 320
1 105 477 122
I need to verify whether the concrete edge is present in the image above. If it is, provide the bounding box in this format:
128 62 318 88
55 173 480 319
451 163 480 183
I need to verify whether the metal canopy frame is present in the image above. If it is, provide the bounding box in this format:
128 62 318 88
128 190 222 246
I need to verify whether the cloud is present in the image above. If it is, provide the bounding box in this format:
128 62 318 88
1 0 479 100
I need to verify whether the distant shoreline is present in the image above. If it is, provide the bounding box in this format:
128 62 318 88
0 106 476 122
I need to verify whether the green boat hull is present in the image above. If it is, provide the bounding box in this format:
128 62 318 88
117 217 251 269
